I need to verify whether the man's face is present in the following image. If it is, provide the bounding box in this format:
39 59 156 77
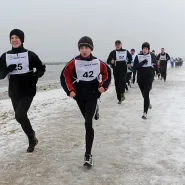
161 48 165 53
131 50 135 55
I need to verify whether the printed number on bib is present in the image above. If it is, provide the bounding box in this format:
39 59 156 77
83 71 94 78
119 56 124 60
75 59 100 82
15 63 23 70
6 52 30 75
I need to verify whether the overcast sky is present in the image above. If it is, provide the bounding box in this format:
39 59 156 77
0 0 184 62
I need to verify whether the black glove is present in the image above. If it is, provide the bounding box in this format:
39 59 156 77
143 59 148 65
33 70 45 78
6 64 17 73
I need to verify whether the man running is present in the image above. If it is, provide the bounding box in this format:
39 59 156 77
157 48 170 82
107 40 132 104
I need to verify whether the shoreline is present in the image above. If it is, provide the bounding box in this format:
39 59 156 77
0 80 61 100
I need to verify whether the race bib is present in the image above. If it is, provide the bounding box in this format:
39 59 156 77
6 52 30 75
160 54 167 61
138 54 152 67
75 59 100 81
116 51 127 62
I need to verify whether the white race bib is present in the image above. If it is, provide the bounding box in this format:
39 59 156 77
116 51 127 62
138 54 152 67
160 54 167 61
6 52 30 75
75 59 100 82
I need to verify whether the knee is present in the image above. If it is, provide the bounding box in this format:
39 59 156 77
85 121 93 131
15 111 26 123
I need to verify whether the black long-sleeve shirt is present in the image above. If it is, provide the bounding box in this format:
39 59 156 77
133 52 157 83
156 53 170 61
0 47 46 98
107 48 132 74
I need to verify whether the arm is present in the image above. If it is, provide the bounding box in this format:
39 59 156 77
156 54 160 61
151 53 159 73
151 53 157 65
127 51 132 64
166 53 170 61
30 51 46 78
99 62 112 91
60 60 75 96
133 55 148 70
107 51 115 68
0 54 7 79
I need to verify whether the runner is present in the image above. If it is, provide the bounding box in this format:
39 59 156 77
170 57 175 69
107 40 132 104
130 49 137 84
133 42 157 119
60 36 111 167
0 29 46 152
151 50 158 77
157 48 170 82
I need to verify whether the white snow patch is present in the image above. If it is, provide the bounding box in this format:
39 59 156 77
0 67 185 185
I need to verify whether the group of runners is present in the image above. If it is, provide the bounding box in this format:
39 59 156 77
1 29 182 167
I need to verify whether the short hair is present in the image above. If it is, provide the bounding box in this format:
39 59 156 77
161 48 165 50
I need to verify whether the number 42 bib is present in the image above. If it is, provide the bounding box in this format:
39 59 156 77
75 59 100 82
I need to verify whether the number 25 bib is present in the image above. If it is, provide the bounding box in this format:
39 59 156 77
6 52 30 75
75 59 100 82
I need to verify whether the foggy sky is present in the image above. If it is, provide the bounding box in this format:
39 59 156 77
0 0 185 62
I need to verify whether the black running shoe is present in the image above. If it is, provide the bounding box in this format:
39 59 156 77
27 132 38 153
94 109 100 120
142 113 147 120
84 154 93 167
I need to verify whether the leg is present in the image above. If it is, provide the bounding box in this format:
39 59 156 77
143 81 152 114
84 99 97 155
139 82 149 114
128 73 132 87
132 71 136 84
12 96 34 135
12 96 38 152
138 83 145 99
164 64 167 81
125 83 128 91
94 99 100 120
76 100 86 119
119 72 127 94
114 75 121 101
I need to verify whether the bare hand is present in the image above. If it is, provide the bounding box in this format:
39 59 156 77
127 64 131 68
111 59 115 64
98 87 105 93
70 91 76 97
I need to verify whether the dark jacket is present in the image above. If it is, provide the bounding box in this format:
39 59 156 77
157 53 170 62
107 48 132 74
60 54 111 100
133 52 157 84
0 47 46 98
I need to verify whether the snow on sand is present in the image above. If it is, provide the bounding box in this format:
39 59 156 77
0 67 185 185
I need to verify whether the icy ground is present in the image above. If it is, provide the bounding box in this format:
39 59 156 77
0 67 185 185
